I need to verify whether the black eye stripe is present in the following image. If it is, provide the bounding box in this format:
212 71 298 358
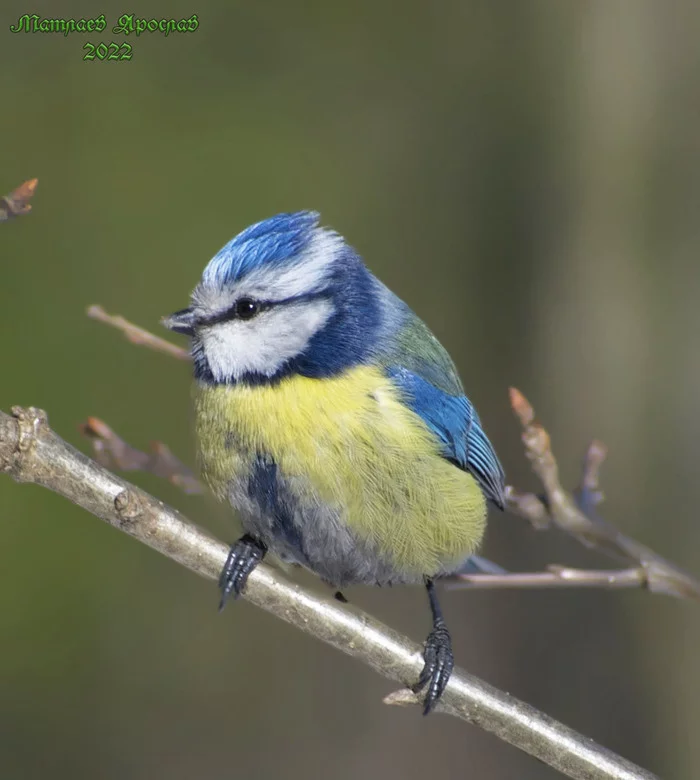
200 298 268 326
198 291 329 327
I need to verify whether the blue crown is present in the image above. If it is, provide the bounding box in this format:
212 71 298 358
202 211 321 287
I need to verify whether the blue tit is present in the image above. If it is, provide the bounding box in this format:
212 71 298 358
163 211 505 714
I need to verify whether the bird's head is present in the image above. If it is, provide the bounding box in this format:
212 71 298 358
163 211 383 384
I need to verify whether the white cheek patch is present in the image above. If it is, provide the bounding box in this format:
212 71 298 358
200 299 334 381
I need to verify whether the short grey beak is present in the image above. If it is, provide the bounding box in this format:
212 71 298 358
162 307 196 335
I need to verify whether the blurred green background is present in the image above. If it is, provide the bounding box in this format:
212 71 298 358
2 1 698 777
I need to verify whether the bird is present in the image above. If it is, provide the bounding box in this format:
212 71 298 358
162 211 506 714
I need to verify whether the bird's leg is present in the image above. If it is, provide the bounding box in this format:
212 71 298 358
411 577 454 715
218 534 267 611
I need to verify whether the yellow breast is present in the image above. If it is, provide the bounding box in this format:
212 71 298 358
193 366 486 576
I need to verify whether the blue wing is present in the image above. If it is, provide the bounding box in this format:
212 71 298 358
386 366 506 509
370 280 506 508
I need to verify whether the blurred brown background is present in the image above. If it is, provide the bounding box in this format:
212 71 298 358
1 1 698 778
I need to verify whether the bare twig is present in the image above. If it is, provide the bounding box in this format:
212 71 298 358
496 388 700 601
87 305 189 360
0 406 656 780
80 416 202 494
0 179 38 221
447 566 646 591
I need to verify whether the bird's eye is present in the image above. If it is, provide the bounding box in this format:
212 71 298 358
234 298 260 320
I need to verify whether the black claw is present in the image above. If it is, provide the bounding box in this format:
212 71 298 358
218 535 266 611
412 619 454 715
334 591 349 603
412 577 454 715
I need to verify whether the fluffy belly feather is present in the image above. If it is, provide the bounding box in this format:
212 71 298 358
193 367 486 586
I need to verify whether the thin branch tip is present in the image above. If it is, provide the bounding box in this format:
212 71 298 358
509 386 535 426
0 178 38 221
581 440 608 498
86 304 189 361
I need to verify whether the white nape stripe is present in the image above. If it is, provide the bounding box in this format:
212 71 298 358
200 298 334 381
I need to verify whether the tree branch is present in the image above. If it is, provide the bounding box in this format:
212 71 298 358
0 405 656 780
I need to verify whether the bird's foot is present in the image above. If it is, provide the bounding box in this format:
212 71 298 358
218 535 266 611
411 618 454 715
